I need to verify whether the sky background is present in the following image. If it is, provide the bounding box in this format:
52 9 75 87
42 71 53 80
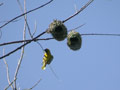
0 0 120 90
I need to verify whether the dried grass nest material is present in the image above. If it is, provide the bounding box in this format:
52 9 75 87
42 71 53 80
67 30 82 50
48 20 67 41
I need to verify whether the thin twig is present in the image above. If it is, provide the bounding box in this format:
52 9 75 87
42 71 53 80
49 65 60 81
62 0 94 23
4 79 17 90
1 31 120 60
69 23 86 31
74 4 78 13
23 79 42 90
14 0 27 89
17 0 33 38
0 31 47 59
3 49 14 90
32 20 44 51
17 0 44 51
81 33 120 36
2 0 47 59
13 37 25 90
0 38 54 46
0 0 53 29
32 20 37 36
0 19 20 23
29 78 42 90
1 32 120 47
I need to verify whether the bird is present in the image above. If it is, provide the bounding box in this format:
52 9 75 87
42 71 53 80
42 48 53 70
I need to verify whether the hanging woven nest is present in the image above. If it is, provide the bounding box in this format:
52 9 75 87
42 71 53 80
47 20 67 41
67 30 82 50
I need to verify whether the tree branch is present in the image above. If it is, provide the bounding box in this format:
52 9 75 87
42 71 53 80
0 30 47 60
29 78 42 90
0 38 54 46
0 0 53 29
13 0 27 89
81 33 120 36
4 79 16 90
62 0 94 23
3 49 14 90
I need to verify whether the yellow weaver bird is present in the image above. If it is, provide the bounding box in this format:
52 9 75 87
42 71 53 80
42 48 53 70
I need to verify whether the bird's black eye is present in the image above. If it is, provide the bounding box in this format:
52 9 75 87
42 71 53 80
44 49 48 52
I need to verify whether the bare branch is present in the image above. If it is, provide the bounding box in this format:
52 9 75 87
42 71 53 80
4 79 17 90
29 78 42 90
81 33 120 36
74 4 78 13
0 31 46 60
3 49 14 90
23 79 42 90
17 0 33 38
68 23 86 31
13 0 27 89
1 33 120 47
1 31 120 60
32 21 45 51
0 0 53 29
0 38 54 46
49 65 60 81
1 0 47 59
13 42 25 89
62 0 94 23
17 0 44 51
0 19 20 23
32 20 37 36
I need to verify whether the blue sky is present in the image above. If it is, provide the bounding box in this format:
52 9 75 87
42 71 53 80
0 0 120 90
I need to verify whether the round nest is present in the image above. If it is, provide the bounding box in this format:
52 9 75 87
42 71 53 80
48 20 67 41
67 30 82 50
